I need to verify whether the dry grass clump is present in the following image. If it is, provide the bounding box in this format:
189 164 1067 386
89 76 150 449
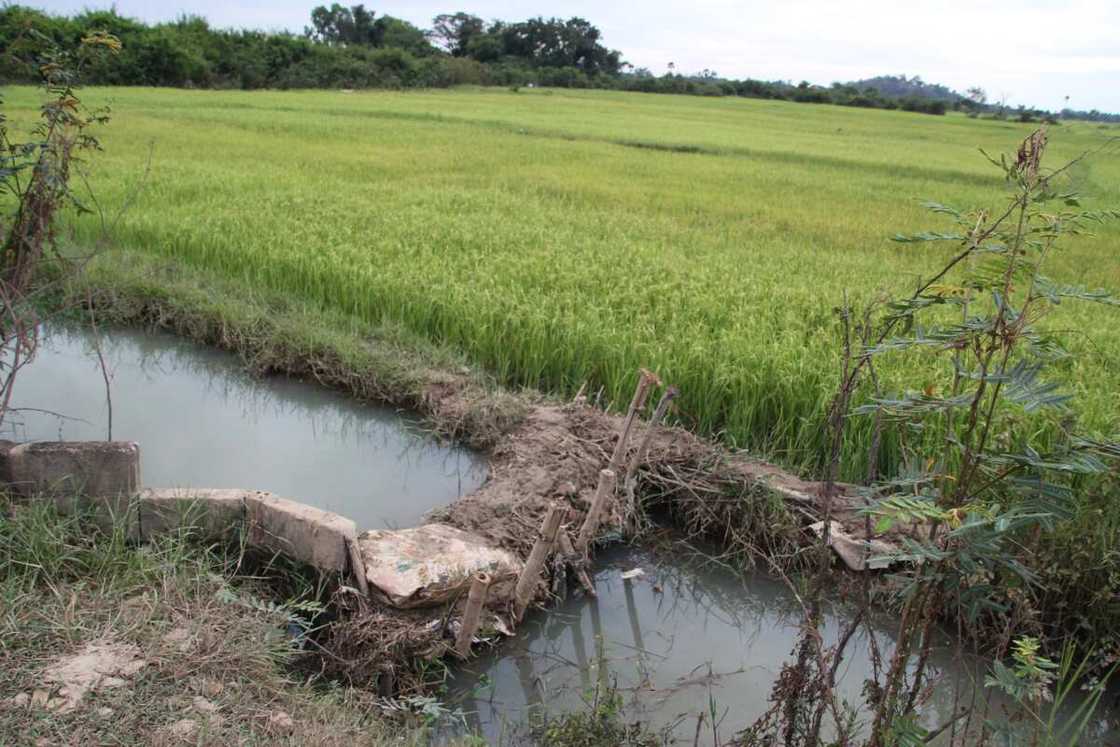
0 495 434 746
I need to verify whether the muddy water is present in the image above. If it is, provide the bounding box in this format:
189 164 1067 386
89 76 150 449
448 544 1120 744
7 327 486 529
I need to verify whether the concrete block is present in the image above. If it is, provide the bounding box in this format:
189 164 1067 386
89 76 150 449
8 441 141 519
0 440 15 485
8 441 140 497
358 524 523 609
245 491 357 573
137 488 248 542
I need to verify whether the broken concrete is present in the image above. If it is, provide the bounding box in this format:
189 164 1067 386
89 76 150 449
358 524 522 608
245 491 357 573
809 520 897 571
136 488 248 542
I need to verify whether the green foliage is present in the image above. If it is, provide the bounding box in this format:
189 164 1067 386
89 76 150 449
536 680 659 747
751 129 1120 745
1 28 115 428
0 5 1072 117
0 5 446 90
986 638 1117 746
0 494 199 594
985 636 1058 706
855 131 1119 742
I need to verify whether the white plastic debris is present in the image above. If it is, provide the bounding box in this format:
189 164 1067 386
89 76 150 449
620 568 645 580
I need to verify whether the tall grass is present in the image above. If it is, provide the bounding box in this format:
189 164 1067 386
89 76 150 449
6 86 1118 475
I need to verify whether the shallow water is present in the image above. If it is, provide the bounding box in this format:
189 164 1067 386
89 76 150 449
7 326 486 529
447 544 1120 744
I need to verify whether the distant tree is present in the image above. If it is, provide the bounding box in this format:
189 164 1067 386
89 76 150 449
994 92 1009 119
430 12 483 56
465 30 502 62
378 17 433 55
966 86 987 106
849 74 961 103
489 16 620 74
305 4 381 46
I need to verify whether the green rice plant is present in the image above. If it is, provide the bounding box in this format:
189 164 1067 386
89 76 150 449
3 85 1117 479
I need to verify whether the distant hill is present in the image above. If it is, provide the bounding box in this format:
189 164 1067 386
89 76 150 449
847 75 963 103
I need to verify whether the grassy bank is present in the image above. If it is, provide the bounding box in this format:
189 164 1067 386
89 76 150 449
0 492 430 745
7 85 1118 476
60 247 528 450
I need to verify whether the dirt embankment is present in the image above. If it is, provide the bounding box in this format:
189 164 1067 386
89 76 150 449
328 370 900 691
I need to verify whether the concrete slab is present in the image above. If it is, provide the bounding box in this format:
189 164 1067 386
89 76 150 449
8 441 141 519
358 524 523 609
137 488 248 542
8 441 140 498
245 491 357 573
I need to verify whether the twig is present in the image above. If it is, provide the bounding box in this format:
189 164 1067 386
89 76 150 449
556 527 596 597
86 288 112 440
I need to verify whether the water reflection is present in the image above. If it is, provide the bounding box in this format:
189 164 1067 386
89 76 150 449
448 545 1120 744
7 326 487 529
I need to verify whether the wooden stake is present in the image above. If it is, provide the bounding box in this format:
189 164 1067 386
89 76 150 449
607 369 661 476
623 385 679 534
513 503 565 621
455 572 491 658
557 527 596 597
576 468 616 557
345 537 370 599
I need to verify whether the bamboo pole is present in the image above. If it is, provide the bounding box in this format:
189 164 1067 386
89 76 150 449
513 503 565 621
575 468 616 557
622 385 679 534
607 369 661 476
455 572 491 657
557 526 596 597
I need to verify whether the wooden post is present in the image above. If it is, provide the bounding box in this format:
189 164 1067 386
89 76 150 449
513 503 565 621
607 369 661 476
622 385 679 534
557 527 596 597
455 572 491 657
345 537 370 599
575 468 616 557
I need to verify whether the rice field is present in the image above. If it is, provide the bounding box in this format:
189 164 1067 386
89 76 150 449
7 85 1120 472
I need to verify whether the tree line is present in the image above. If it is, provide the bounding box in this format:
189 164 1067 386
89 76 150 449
1 4 1109 121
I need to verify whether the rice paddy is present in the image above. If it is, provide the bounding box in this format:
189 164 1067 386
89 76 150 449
7 85 1120 472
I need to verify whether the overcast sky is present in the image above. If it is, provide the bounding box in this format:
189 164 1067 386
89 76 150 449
32 0 1120 112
